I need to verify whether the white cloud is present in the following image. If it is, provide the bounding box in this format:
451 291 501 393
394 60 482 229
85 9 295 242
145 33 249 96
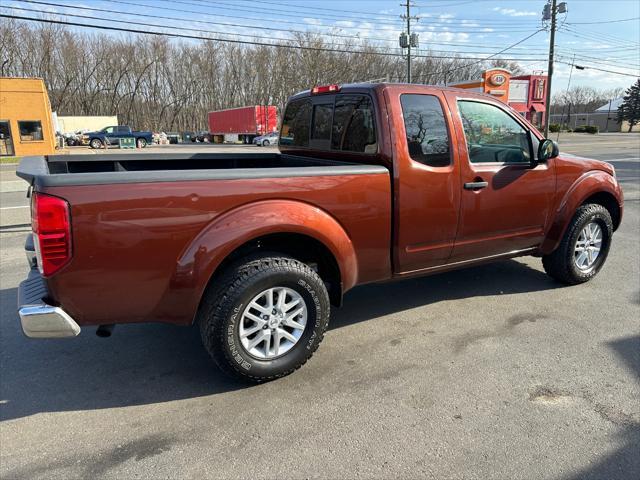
302 18 323 26
492 7 537 17
335 20 355 28
420 31 470 43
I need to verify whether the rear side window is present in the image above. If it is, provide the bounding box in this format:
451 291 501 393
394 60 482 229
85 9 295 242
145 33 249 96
400 94 451 167
332 95 377 153
311 104 333 140
280 99 311 147
279 94 376 153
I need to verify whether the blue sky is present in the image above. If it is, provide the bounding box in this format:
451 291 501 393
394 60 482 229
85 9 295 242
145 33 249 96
2 0 639 94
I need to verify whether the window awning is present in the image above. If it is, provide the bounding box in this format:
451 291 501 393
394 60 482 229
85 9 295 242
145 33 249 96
510 103 528 112
531 103 545 113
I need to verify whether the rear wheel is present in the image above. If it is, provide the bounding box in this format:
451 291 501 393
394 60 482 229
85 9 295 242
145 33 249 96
542 203 613 284
198 254 330 382
262 139 269 146
136 138 147 148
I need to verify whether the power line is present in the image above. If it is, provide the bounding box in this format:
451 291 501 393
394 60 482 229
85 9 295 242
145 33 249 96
106 0 540 32
0 4 391 49
557 50 639 69
560 25 639 48
190 0 402 23
4 3 549 60
9 0 552 53
411 28 546 81
0 13 549 62
169 0 403 25
567 17 640 25
14 0 398 44
556 60 640 77
196 0 542 26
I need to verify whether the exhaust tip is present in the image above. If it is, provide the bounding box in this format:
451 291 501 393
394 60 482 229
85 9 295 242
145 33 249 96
96 324 115 338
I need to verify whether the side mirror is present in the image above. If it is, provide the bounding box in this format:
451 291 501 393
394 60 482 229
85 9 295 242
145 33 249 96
538 138 559 162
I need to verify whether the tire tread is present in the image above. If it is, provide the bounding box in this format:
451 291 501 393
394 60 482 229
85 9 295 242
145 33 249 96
198 254 329 382
542 203 612 285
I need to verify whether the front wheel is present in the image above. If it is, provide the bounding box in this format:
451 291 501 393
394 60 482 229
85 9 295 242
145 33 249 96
198 254 330 382
262 139 269 146
89 138 103 149
542 204 613 284
136 138 147 148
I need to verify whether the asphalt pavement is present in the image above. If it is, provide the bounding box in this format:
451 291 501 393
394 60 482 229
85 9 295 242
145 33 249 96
1 135 639 479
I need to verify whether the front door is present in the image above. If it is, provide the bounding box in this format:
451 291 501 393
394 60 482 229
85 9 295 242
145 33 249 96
445 94 555 262
102 126 118 145
390 88 462 273
0 121 14 156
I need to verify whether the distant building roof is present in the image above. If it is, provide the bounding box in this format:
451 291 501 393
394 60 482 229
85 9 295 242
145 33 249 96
595 97 624 112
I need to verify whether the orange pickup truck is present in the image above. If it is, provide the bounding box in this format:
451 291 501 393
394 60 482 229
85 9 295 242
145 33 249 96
17 83 623 381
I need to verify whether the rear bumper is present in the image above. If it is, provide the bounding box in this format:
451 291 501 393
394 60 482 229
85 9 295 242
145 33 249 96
17 235 80 338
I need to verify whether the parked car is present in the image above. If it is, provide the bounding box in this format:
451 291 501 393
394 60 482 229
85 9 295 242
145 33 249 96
253 132 279 146
195 131 211 143
84 125 153 149
17 83 623 382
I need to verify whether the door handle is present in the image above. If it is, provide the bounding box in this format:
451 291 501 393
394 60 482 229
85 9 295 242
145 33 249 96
464 181 489 190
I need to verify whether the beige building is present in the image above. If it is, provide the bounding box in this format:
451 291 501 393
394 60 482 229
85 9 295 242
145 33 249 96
55 115 118 134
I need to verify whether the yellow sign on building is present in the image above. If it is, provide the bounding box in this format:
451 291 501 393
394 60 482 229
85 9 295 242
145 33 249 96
0 77 56 157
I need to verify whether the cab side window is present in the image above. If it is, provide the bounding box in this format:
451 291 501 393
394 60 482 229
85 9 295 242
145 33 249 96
400 94 451 167
457 100 532 164
280 99 311 147
332 95 377 153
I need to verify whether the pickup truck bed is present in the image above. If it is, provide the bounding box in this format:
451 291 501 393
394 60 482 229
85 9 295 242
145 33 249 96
18 153 386 186
18 153 391 328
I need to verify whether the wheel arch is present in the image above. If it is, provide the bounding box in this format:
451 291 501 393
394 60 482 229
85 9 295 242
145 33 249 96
541 171 622 254
581 191 621 231
166 199 357 325
205 232 343 307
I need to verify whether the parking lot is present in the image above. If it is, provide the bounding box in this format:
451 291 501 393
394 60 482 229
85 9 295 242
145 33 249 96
1 134 639 479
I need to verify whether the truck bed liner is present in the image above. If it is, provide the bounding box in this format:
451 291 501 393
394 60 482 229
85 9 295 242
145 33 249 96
17 153 388 187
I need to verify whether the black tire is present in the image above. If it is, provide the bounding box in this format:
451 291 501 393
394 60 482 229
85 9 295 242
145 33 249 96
262 139 269 146
542 203 613 285
136 138 147 148
198 254 330 382
89 138 103 149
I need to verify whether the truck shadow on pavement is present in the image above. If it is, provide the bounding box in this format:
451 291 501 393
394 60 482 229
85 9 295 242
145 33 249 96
0 259 564 421
331 258 558 330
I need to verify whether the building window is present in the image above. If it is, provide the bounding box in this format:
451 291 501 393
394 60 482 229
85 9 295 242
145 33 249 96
18 121 44 142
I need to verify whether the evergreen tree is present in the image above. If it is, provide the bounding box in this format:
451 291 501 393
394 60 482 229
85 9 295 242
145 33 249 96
617 79 640 132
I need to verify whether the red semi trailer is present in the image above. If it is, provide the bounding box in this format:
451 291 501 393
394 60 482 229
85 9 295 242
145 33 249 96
208 105 278 144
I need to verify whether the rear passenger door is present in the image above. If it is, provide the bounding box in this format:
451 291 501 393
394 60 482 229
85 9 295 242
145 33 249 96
446 94 555 262
390 90 462 272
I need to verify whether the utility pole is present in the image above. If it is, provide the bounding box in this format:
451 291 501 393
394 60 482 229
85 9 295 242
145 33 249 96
543 0 557 137
543 0 567 137
400 1 419 83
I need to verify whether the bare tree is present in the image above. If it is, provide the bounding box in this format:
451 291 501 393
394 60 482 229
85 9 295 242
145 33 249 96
1 18 528 132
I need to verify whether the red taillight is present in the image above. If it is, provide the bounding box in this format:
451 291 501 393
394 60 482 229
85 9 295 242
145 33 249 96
311 84 340 94
32 193 72 277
